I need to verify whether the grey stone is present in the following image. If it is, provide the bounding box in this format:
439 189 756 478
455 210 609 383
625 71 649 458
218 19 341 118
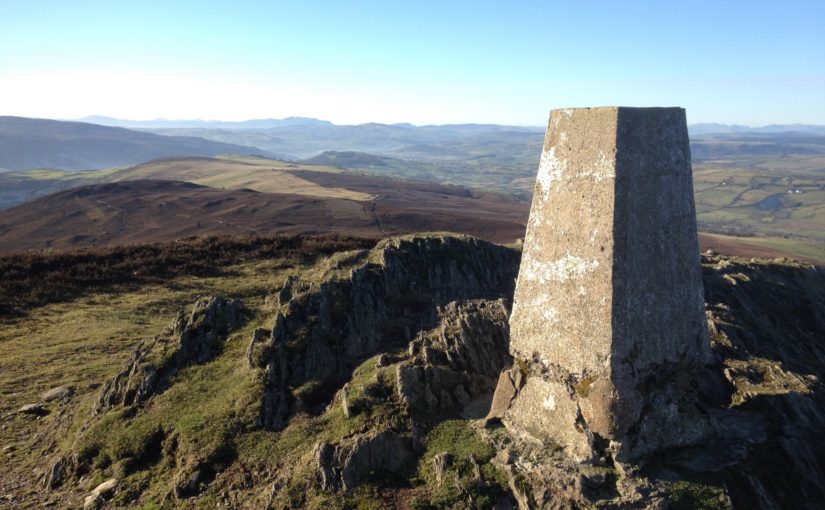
314 432 413 492
17 403 47 415
95 296 244 414
505 107 710 462
340 384 353 418
259 235 518 430
245 328 270 369
83 494 101 510
485 370 517 424
92 478 118 497
432 452 453 485
41 387 73 402
44 458 67 489
84 478 118 508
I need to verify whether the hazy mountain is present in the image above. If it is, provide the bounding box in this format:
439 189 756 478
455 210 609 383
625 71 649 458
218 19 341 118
689 122 825 136
0 117 273 171
689 130 825 161
79 115 334 130
143 121 546 160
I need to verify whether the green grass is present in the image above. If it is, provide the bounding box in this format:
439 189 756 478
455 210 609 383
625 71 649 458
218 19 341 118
0 250 302 507
414 420 508 509
669 480 729 510
692 155 825 245
730 235 825 263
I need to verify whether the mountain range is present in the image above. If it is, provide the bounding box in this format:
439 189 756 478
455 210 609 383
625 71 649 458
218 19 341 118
0 116 271 171
83 115 825 136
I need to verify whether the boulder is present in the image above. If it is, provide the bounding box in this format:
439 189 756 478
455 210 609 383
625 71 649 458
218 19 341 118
41 387 73 402
83 478 118 509
314 432 413 492
17 403 47 415
432 452 453 485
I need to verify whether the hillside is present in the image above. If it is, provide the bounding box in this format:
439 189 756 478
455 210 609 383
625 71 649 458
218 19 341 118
2 154 824 264
0 178 528 253
1 234 823 508
0 117 271 171
1 120 824 263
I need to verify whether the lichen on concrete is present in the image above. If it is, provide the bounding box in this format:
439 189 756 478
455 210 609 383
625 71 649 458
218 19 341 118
504 107 712 463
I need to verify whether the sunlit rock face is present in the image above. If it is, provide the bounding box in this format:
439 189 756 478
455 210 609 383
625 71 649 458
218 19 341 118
505 107 711 463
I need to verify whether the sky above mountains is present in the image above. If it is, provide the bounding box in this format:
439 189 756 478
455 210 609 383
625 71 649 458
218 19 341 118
1 0 823 126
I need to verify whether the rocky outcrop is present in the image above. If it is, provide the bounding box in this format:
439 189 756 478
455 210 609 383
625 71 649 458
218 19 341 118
493 255 825 509
396 299 511 415
95 296 244 414
257 234 519 430
314 431 414 492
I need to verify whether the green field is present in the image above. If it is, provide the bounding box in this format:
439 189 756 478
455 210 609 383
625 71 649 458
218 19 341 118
693 155 825 246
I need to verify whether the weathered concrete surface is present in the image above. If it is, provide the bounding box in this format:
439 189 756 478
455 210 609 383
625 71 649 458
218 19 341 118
504 107 711 462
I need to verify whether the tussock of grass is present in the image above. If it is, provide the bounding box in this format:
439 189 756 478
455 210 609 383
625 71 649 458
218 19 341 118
415 420 508 509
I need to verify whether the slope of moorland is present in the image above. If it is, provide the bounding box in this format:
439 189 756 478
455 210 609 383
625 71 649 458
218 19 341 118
3 154 825 264
0 117 271 172
0 156 360 209
1 119 824 263
1 233 824 509
0 176 528 253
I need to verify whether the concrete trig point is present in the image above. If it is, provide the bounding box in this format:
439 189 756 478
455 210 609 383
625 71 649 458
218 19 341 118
503 107 710 463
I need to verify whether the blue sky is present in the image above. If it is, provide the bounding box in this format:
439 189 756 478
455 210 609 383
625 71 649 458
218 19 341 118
1 0 823 125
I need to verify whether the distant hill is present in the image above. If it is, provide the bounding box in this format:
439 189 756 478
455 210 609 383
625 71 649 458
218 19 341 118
689 131 825 161
144 122 545 161
0 117 272 171
689 123 825 136
0 174 529 253
79 116 334 130
301 151 397 167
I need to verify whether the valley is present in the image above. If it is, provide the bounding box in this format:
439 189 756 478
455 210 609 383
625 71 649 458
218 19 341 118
1 116 825 266
0 157 528 253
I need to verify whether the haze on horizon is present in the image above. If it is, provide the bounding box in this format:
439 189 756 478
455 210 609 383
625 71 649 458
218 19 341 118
1 0 823 127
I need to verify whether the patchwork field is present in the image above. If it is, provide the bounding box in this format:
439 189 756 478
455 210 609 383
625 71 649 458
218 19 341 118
693 155 825 246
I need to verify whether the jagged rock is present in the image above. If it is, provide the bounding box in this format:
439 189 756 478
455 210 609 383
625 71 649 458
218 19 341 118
258 234 518 430
396 299 511 415
41 387 73 402
245 327 271 369
314 432 413 492
44 458 67 489
313 442 337 491
432 452 452 485
485 371 517 424
340 384 353 418
469 454 485 489
495 255 825 509
95 296 243 413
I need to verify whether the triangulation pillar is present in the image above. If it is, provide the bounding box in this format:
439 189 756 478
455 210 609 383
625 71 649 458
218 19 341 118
504 107 711 463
